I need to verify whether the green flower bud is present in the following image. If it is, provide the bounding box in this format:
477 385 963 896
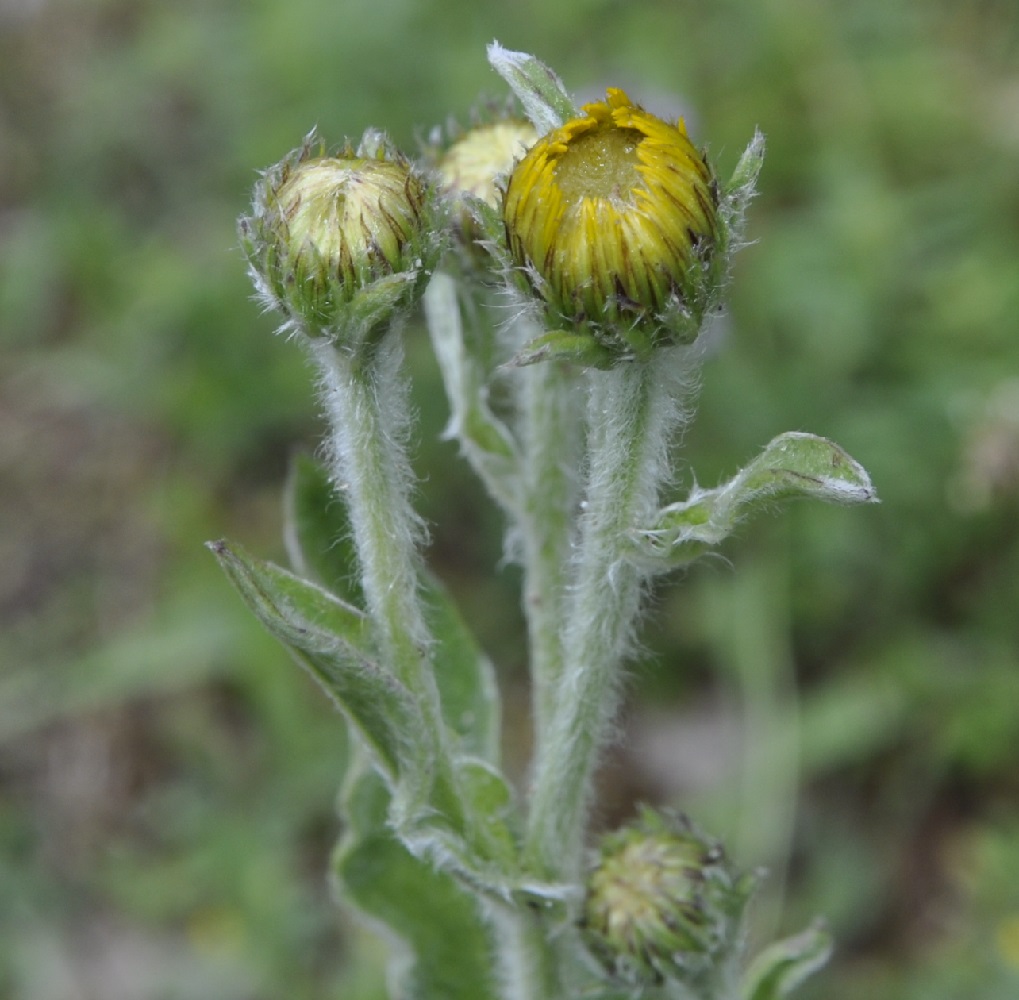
240 130 440 344
582 808 754 988
503 89 722 359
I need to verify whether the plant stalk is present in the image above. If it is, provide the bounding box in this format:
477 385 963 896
525 353 697 883
310 335 434 695
308 334 477 833
487 902 563 1000
518 357 580 745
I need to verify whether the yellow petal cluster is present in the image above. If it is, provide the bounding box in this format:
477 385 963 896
439 119 537 209
270 155 425 308
438 119 536 267
504 89 718 341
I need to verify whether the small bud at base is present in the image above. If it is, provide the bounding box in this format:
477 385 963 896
582 808 753 988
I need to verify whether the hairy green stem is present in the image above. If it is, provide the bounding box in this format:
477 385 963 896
519 358 580 745
424 275 582 760
487 903 562 1000
310 335 434 693
525 354 697 882
309 335 475 833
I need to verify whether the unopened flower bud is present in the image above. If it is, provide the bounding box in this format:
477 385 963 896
504 89 721 357
437 118 536 266
440 119 538 210
582 808 753 987
240 131 439 343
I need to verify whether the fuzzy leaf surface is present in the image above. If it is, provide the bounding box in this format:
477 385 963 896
208 539 428 791
629 432 878 570
487 42 577 134
509 328 617 369
741 922 833 1000
424 273 520 515
336 766 501 1000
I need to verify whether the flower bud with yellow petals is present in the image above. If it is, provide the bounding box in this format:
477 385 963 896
440 119 538 212
504 89 721 358
437 118 537 268
240 130 441 345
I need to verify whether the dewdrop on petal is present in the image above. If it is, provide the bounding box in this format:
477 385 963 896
504 89 721 357
582 808 754 988
240 130 440 344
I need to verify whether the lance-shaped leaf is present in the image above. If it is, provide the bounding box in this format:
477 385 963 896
335 765 502 1000
424 272 521 516
285 451 502 763
214 541 517 897
741 922 833 1000
208 539 430 794
423 582 502 763
722 129 766 218
628 432 878 571
487 42 577 135
283 451 364 609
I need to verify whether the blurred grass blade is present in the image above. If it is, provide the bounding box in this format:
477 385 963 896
0 588 240 743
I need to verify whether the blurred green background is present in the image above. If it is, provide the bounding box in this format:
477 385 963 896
2 0 1018 997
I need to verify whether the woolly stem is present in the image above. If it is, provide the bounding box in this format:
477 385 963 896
308 335 476 835
525 351 697 883
518 357 581 747
310 335 434 693
486 902 562 1000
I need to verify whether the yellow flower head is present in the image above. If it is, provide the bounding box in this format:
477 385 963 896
504 89 719 351
438 119 537 268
